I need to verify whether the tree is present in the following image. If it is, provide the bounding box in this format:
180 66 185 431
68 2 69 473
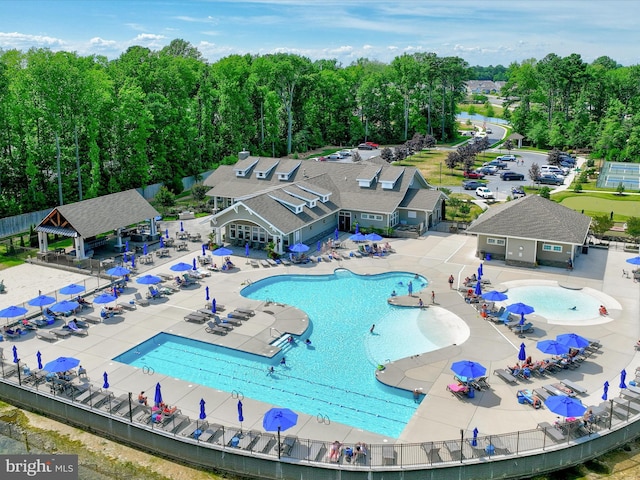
191 183 208 204
154 186 176 215
539 186 551 199
528 163 541 184
546 148 562 166
447 196 462 220
591 214 614 237
445 151 461 170
626 217 640 244
381 147 393 163
503 139 514 155
616 182 626 195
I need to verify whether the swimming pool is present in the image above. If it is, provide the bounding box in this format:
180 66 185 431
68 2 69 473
504 285 603 324
115 270 464 437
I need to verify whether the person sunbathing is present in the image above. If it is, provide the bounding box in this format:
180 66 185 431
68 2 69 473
163 405 178 415
138 391 148 405
599 305 609 316
329 441 342 462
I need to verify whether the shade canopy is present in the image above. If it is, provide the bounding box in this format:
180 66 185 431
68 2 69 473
349 233 366 242
625 256 640 265
365 233 383 242
0 305 28 318
212 247 233 257
93 293 117 304
537 339 570 355
50 300 79 313
59 284 85 295
451 360 486 379
289 243 309 253
263 407 298 432
170 262 193 272
28 295 56 308
481 290 508 302
545 395 586 417
506 302 535 316
107 266 130 277
136 275 162 285
43 356 80 373
556 333 590 349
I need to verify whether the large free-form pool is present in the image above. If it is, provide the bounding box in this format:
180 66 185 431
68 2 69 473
115 270 462 437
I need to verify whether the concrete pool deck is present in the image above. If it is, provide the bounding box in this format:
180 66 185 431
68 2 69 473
1 218 639 449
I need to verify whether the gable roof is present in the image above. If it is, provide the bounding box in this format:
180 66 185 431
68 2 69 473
465 195 591 245
36 189 160 239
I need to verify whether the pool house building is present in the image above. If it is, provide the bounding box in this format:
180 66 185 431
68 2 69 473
203 152 447 254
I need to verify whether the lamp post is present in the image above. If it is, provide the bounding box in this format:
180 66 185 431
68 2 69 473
440 162 443 185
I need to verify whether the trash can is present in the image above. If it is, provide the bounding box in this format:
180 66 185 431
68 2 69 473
485 444 495 455
485 253 491 261
467 387 475 399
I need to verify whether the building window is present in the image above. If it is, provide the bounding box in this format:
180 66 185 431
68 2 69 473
361 213 383 221
407 211 417 219
487 237 505 246
542 243 563 253
391 211 399 227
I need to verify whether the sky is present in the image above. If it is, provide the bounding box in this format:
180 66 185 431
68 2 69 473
0 0 638 67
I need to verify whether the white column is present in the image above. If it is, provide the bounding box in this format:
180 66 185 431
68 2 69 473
38 232 48 253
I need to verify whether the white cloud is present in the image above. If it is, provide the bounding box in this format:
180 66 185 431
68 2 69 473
0 32 65 49
90 37 117 48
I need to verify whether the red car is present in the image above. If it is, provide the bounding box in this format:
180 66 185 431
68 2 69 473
365 141 379 149
463 170 485 179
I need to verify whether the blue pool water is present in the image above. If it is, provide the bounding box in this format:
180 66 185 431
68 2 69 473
505 286 602 322
115 270 440 437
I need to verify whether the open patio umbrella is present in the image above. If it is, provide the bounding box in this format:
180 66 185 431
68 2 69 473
472 427 479 447
556 333 590 349
481 290 508 302
537 339 570 356
626 256 640 265
263 407 298 459
136 275 162 285
545 395 586 418
93 293 117 305
365 233 383 242
103 372 109 389
154 382 163 407
506 302 535 325
28 294 56 309
12 345 19 363
205 286 210 301
349 232 366 242
238 400 244 431
36 351 42 370
107 266 130 277
602 381 609 401
212 247 233 257
0 305 28 320
620 369 627 390
50 300 79 314
451 360 486 379
518 343 527 362
170 262 193 272
289 243 309 253
43 356 79 373
474 281 482 296
60 283 85 296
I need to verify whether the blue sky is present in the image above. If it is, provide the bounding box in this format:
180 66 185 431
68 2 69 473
1 0 637 66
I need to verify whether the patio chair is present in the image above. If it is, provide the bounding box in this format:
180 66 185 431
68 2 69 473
133 293 149 307
206 320 231 333
184 313 207 324
80 314 102 324
65 321 88 337
446 383 470 399
493 368 518 384
279 435 297 457
51 328 72 339
147 286 163 300
235 308 255 316
228 311 249 320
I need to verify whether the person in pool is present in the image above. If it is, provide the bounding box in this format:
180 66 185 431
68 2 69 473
391 290 397 296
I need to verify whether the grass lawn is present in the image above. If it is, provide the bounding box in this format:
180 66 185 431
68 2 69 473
552 192 640 221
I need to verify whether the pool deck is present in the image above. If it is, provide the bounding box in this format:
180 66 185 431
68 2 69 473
2 216 639 448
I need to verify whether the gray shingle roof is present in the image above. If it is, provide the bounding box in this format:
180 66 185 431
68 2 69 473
37 189 160 239
399 189 445 211
465 195 591 245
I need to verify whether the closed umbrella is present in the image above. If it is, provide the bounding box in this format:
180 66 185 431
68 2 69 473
107 266 130 277
165 228 169 239
472 427 479 447
125 241 129 252
123 253 129 263
192 258 198 270
556 333 590 349
154 382 163 407
478 263 484 276
130 255 136 269
43 356 79 373
160 237 165 248
289 243 309 253
103 372 109 389
263 407 298 459
545 395 586 418
451 360 486 379
211 298 217 314
481 290 508 302
12 345 19 364
245 243 249 257
203 244 208 256
474 281 482 296
135 275 162 285
602 381 609 401
537 339 570 355
170 262 192 272
316 240 321 252
143 244 148 255
180 221 184 232
205 286 210 302
355 223 359 234
199 398 206 420
36 351 42 370
238 400 244 431
50 300 79 314
334 228 339 241
212 247 233 257
94 293 117 305
518 343 527 362
620 369 627 390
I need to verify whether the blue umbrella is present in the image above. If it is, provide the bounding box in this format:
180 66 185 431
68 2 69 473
136 275 162 285
103 372 109 389
289 243 309 253
125 241 129 252
203 244 208 256
556 333 590 349
355 223 359 234
602 381 609 401
238 400 244 430
481 290 508 302
43 356 79 373
212 247 233 257
474 281 482 296
334 228 339 241
160 237 165 248
349 232 366 242
28 295 56 308
626 256 640 265
245 243 249 257
36 351 42 370
50 300 80 313
518 343 527 361
316 240 321 252
60 283 85 295
165 228 169 239
12 345 18 364
472 427 479 447
205 286 210 301
107 266 130 277
180 221 184 232
199 398 207 420
154 382 163 407
620 369 627 389
131 255 135 269
170 262 193 272
123 253 129 263
365 233 383 242
263 407 298 459
478 263 483 276
451 360 486 379
93 293 117 305
537 339 570 355
0 305 28 319
211 298 217 314
506 302 535 325
545 395 586 418
143 244 148 255
192 258 197 270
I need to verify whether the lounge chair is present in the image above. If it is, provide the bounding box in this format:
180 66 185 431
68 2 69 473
446 383 470 399
196 309 216 318
421 442 443 463
205 320 229 335
260 259 270 267
279 435 297 457
36 331 58 342
183 273 199 285
613 397 640 414
487 306 505 318
533 388 552 402
252 433 277 454
235 430 260 450
184 312 207 324
470 376 490 390
235 308 255 316
250 259 259 268
65 322 89 337
382 445 397 465
559 379 587 395
517 389 542 408
100 393 130 414
538 422 565 442
280 257 292 266
117 301 136 311
512 322 534 334
3 329 20 339
133 293 150 307
443 440 466 461
228 311 249 320
494 368 518 384
543 383 576 397
205 301 225 311
147 286 163 299
51 328 72 339
266 259 278 267
306 442 328 461
222 316 242 326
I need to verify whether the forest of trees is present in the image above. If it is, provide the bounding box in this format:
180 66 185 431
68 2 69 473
0 40 638 217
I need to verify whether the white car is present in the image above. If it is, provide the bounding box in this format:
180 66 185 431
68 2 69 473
338 150 351 157
327 153 343 160
475 186 495 199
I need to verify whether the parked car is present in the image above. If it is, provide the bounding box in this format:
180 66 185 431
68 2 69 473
485 128 493 134
475 186 495 199
540 165 566 178
463 170 485 179
496 154 516 162
365 141 379 149
511 186 526 198
536 174 564 185
327 153 343 160
560 159 575 169
463 180 487 190
315 156 327 162
500 171 525 181
357 143 374 150
478 165 499 175
483 159 508 169
338 150 351 157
